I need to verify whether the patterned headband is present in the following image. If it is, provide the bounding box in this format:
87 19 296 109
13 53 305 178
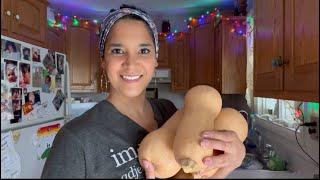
99 8 159 59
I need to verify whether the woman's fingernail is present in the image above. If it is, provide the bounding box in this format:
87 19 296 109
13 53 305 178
203 158 212 166
200 140 206 147
201 175 208 179
202 131 211 138
143 160 149 169
201 139 210 148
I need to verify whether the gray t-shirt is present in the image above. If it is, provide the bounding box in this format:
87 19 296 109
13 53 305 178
41 99 177 179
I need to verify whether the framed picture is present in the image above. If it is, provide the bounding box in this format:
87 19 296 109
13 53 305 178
1 39 21 60
32 47 41 62
4 59 18 85
22 46 31 61
1 62 4 80
56 52 65 75
19 62 31 88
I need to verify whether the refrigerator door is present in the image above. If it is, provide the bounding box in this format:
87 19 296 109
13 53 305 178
1 35 70 178
1 119 65 178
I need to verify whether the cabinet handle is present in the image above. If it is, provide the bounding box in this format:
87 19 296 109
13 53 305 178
271 56 288 67
15 14 20 20
5 10 11 16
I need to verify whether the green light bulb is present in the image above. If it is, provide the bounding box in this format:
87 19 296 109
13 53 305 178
72 18 79 26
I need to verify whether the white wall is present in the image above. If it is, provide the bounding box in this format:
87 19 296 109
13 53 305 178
156 83 185 109
151 13 189 33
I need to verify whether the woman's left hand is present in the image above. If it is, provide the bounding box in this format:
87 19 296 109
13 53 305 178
197 130 246 178
141 160 156 179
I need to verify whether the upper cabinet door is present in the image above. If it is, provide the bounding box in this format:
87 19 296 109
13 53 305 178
190 22 214 87
1 0 11 34
170 35 189 91
46 27 66 53
157 36 169 68
67 26 92 87
11 0 46 44
254 0 284 93
284 0 319 101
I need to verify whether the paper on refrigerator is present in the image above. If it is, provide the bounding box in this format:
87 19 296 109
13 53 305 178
1 131 21 178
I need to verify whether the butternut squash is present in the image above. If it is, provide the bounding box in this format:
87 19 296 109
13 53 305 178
173 85 222 173
173 151 222 179
138 85 248 179
172 169 193 179
214 108 248 142
137 109 183 178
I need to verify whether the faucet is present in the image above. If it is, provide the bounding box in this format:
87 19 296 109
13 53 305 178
254 128 264 155
239 110 252 132
239 110 249 122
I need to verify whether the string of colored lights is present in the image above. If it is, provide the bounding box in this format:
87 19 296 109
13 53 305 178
48 8 253 40
160 8 251 40
47 13 100 30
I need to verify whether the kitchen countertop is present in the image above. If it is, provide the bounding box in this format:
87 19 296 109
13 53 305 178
68 102 98 121
226 169 298 179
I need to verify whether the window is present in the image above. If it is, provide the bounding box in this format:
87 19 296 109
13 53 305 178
253 97 314 131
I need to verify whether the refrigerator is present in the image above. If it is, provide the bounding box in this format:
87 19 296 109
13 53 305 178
1 35 71 178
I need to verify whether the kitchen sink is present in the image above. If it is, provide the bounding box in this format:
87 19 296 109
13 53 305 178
226 138 297 178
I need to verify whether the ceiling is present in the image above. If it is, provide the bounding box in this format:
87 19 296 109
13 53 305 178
48 0 235 21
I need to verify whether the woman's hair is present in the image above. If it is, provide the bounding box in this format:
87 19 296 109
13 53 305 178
117 4 155 46
5 41 17 52
100 4 158 58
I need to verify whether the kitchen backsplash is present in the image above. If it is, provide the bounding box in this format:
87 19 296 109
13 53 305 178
71 92 108 103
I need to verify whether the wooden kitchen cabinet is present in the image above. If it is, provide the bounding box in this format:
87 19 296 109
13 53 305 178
189 21 215 88
66 25 100 92
283 0 319 102
1 0 47 46
1 0 10 33
214 17 247 94
157 35 170 68
254 0 319 102
46 27 66 53
169 33 190 91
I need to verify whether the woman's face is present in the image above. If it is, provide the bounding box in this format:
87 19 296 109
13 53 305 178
103 19 158 98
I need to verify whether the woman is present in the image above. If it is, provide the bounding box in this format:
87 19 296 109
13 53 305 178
41 5 245 179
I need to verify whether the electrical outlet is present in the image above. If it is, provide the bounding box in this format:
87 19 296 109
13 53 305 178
308 115 319 140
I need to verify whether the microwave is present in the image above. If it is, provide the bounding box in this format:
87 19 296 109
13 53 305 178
146 88 158 99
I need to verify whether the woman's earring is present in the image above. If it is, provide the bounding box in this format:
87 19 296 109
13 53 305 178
104 70 109 91
154 71 157 87
100 68 108 92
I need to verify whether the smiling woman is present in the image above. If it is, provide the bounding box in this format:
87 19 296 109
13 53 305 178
41 3 245 179
41 4 178 179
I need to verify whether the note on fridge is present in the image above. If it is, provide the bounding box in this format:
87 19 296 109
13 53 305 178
1 131 21 178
